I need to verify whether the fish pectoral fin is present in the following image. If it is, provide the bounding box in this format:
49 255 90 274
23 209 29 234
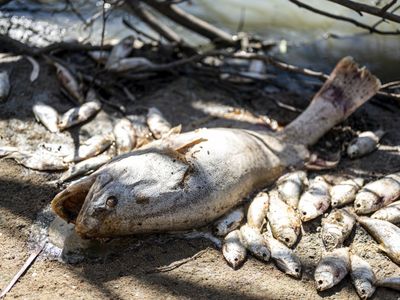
174 138 208 155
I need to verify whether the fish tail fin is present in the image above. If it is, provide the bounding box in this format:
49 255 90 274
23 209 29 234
282 57 381 146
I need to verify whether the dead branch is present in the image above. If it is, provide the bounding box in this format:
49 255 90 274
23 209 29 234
288 0 400 35
140 0 237 46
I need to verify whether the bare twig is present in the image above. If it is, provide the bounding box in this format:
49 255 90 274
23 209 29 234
288 0 400 35
141 0 236 46
122 18 159 42
0 244 45 298
147 248 210 273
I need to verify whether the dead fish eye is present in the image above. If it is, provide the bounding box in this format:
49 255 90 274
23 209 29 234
361 289 365 294
356 203 361 208
234 258 238 262
318 280 323 285
106 196 118 208
295 268 299 273
302 211 307 215
285 237 290 242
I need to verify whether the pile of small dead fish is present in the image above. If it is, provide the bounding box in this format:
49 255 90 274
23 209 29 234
216 170 400 298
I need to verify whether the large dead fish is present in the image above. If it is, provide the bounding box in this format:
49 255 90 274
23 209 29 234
357 216 400 265
51 57 381 238
330 178 364 208
354 173 400 214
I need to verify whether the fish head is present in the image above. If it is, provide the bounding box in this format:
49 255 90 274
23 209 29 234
347 143 360 158
213 222 229 237
52 148 191 238
354 280 375 300
299 200 319 222
276 227 298 247
275 256 301 278
321 226 342 251
315 271 334 291
253 245 271 262
354 190 382 214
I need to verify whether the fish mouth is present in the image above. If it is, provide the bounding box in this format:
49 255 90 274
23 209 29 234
51 176 96 224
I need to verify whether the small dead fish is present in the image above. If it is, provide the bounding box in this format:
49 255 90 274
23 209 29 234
354 173 400 214
376 277 400 291
113 118 136 155
105 36 134 69
53 62 85 103
147 107 172 139
0 146 19 157
267 190 301 248
58 99 102 131
107 57 155 73
0 71 10 102
357 217 400 265
59 155 111 183
127 114 154 148
63 134 114 163
88 50 110 64
7 149 68 171
371 200 400 224
239 224 270 261
264 231 302 278
350 254 376 299
321 208 356 250
331 178 364 208
26 56 39 82
277 170 308 209
314 247 350 291
347 130 385 159
32 101 59 133
298 176 330 222
222 229 247 269
246 192 269 230
213 207 244 237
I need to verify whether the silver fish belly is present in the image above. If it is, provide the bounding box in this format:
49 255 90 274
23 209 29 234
277 170 308 209
371 200 400 224
239 224 270 262
264 232 302 278
321 208 356 251
357 216 400 265
58 100 102 131
213 207 244 237
113 118 136 155
267 190 301 248
222 229 247 269
32 101 59 133
354 173 400 214
330 178 364 208
299 176 330 222
147 107 172 139
246 192 269 230
314 247 350 291
350 254 376 300
0 71 10 102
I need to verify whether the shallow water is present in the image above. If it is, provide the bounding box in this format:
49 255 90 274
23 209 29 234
1 0 399 80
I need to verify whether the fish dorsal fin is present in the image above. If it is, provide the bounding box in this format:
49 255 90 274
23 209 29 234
174 138 208 155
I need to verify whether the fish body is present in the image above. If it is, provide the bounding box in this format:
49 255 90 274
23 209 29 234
314 247 350 291
347 130 385 159
146 107 172 139
113 118 136 155
350 254 376 299
371 200 400 224
88 50 110 64
0 146 19 157
246 192 269 230
32 101 59 133
239 224 270 261
357 217 400 265
213 207 244 237
277 170 308 208
354 173 400 214
7 149 68 171
59 155 112 183
127 114 154 148
321 208 356 250
107 57 155 73
330 178 364 208
105 36 135 69
267 190 301 247
298 176 330 222
0 71 10 102
222 229 247 269
58 100 102 131
264 232 301 278
53 62 84 103
376 277 400 291
63 134 114 163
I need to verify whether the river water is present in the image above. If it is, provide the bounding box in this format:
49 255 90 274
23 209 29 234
1 0 399 81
